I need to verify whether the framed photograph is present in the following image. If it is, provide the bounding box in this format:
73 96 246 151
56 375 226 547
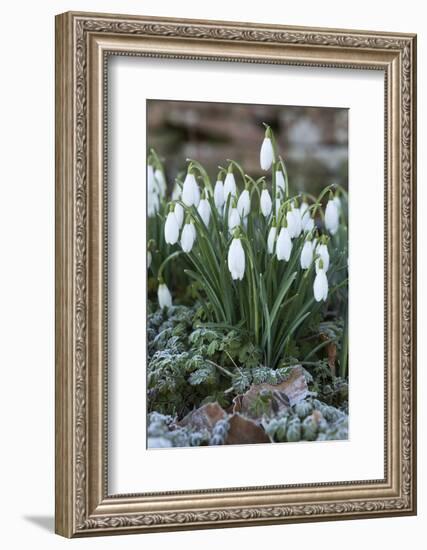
55 11 417 537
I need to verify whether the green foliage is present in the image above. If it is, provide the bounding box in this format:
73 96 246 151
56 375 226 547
152 126 349 371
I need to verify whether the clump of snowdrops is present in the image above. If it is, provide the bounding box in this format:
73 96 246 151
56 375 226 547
148 125 348 372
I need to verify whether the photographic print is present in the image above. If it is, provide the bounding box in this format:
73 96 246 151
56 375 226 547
56 13 416 536
146 100 349 449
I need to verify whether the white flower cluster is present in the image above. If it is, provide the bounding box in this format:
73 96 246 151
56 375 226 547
153 125 344 309
147 163 167 217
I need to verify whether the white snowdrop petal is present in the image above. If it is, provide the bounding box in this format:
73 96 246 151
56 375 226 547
148 191 160 217
300 241 313 269
260 137 274 171
147 164 156 195
223 173 237 203
276 227 292 261
164 212 179 244
197 199 211 226
214 180 225 209
260 189 272 218
172 183 182 201
182 173 199 206
158 283 172 309
267 226 277 254
315 243 330 272
181 223 196 253
313 269 328 302
154 169 167 197
325 199 339 235
228 208 240 232
174 203 184 228
227 238 245 280
237 189 251 218
286 210 296 238
292 206 302 237
276 170 286 193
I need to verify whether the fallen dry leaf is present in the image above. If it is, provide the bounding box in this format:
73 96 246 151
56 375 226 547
179 402 226 432
233 365 308 420
225 414 270 445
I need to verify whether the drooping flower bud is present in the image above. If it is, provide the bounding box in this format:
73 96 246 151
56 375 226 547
300 240 314 269
171 181 182 201
154 168 167 197
301 201 314 233
223 168 237 203
182 171 200 207
315 242 330 272
214 179 225 210
174 202 184 228
313 261 328 302
237 189 251 218
228 206 240 233
164 208 179 245
227 237 245 281
197 195 211 226
260 188 272 218
147 191 160 217
260 128 274 171
275 169 286 193
181 221 196 253
325 198 339 235
147 250 152 269
276 227 292 261
158 282 172 309
267 224 277 254
147 164 157 195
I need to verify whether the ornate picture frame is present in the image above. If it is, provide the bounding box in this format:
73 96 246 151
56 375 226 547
55 11 417 537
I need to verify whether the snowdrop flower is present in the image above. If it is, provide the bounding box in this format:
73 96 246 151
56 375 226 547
286 205 302 239
228 206 240 233
286 205 302 238
275 169 286 194
147 164 157 195
174 202 184 228
182 171 200 207
237 189 251 218
315 242 330 272
214 178 225 210
300 239 314 269
300 201 308 216
291 204 302 237
172 182 182 201
147 250 152 269
228 237 245 281
267 224 277 254
158 282 172 309
164 208 179 245
148 191 160 217
260 128 274 171
276 226 292 261
333 195 342 210
325 198 339 235
154 168 167 197
300 202 314 232
181 221 196 253
197 193 211 226
313 261 328 302
223 169 237 203
260 188 272 218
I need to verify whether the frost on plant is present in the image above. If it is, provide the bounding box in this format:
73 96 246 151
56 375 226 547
146 101 349 448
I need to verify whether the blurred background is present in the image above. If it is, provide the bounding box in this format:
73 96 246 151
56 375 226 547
147 100 348 196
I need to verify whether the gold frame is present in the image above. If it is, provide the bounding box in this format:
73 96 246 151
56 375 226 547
55 11 417 537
